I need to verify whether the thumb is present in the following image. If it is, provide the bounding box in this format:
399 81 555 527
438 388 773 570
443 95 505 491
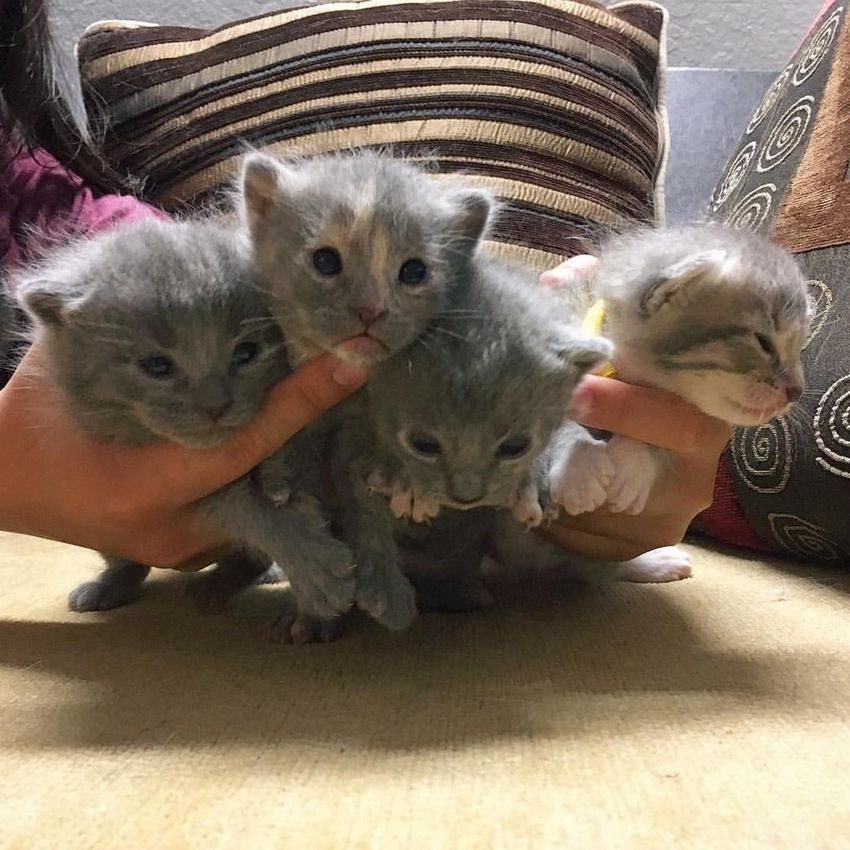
151 354 369 501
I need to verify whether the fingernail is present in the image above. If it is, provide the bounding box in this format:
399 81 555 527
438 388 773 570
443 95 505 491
568 383 593 420
331 360 370 387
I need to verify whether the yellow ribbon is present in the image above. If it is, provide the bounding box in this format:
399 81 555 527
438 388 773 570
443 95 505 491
580 299 618 379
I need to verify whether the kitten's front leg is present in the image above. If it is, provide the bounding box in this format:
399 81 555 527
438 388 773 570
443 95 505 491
368 469 441 523
605 436 663 515
68 557 150 612
204 481 356 622
507 475 546 528
548 424 614 516
340 485 418 631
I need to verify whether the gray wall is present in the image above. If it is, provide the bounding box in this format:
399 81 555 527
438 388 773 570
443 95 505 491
53 0 826 71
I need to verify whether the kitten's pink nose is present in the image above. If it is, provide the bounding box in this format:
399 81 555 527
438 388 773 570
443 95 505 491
785 384 803 403
195 377 233 421
352 305 388 326
201 400 232 421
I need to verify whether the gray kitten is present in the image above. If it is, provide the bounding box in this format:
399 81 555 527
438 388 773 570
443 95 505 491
17 217 292 611
320 256 612 637
547 223 810 521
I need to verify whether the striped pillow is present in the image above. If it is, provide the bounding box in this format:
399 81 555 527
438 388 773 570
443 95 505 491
78 0 668 271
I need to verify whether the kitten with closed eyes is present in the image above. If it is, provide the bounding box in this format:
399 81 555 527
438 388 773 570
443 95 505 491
546 224 810 524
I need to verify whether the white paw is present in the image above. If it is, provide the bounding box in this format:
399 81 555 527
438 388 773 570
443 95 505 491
508 482 545 528
549 437 613 516
266 485 291 507
616 546 692 583
605 437 659 515
388 483 440 522
410 491 441 523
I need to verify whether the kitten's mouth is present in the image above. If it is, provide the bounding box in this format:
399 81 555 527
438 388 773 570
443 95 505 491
334 334 389 363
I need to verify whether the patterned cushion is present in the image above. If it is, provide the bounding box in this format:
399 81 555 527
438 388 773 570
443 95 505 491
77 0 668 271
708 0 850 561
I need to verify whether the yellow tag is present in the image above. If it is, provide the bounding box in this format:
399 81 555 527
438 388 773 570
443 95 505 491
580 299 618 378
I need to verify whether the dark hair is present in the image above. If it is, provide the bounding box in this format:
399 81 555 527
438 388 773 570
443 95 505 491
0 0 132 192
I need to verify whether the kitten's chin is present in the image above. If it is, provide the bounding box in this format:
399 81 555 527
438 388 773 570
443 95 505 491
717 398 790 427
333 335 389 365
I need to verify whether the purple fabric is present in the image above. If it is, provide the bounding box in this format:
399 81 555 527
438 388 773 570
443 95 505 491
0 128 165 270
0 128 165 386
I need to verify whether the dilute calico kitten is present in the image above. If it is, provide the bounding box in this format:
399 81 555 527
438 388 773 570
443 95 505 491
547 224 810 520
240 149 493 367
316 257 612 638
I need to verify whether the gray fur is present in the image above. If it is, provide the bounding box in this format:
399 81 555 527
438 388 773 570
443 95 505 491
17 216 358 619
328 256 612 630
240 148 493 367
590 223 810 425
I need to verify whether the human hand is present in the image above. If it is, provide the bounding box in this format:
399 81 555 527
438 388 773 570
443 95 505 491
0 345 368 570
537 256 731 561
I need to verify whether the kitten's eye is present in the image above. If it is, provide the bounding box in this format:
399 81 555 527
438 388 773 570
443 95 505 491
231 341 259 367
409 433 441 457
497 436 531 459
138 355 175 378
398 258 428 286
312 247 342 276
754 333 777 357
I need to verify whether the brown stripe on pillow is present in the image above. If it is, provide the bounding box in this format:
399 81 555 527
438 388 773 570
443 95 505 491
111 87 658 182
101 55 659 148
78 0 667 269
81 0 659 88
145 118 654 210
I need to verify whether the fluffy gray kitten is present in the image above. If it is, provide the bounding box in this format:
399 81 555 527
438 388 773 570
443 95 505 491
307 256 613 639
17 217 293 611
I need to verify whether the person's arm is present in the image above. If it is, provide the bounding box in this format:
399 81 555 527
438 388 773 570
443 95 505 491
0 345 368 570
538 257 731 561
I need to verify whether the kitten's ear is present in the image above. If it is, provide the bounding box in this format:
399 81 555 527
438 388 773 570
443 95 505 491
18 280 77 328
641 249 732 315
240 152 302 229
446 189 495 246
551 332 614 376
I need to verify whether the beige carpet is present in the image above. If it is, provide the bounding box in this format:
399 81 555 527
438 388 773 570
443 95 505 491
1 531 849 849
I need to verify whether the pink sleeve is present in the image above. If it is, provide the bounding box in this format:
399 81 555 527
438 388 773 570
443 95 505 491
0 133 167 269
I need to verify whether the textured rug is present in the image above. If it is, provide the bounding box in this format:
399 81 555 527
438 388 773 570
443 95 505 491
1 532 849 849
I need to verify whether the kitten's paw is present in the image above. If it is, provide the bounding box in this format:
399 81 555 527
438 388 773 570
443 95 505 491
415 578 494 613
286 542 357 619
255 563 284 585
550 438 613 516
387 483 441 522
615 546 692 583
267 486 292 507
411 490 441 524
605 437 658 515
68 579 142 612
508 482 545 528
355 561 418 631
266 611 340 645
